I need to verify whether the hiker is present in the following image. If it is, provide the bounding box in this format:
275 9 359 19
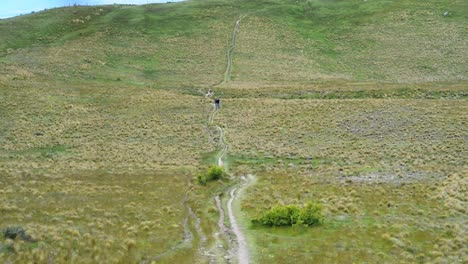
214 98 220 109
206 89 214 98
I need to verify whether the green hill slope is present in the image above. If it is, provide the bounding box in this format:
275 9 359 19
1 0 467 88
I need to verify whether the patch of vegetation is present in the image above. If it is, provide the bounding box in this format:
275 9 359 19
0 242 14 254
253 202 323 227
229 154 277 167
2 226 33 241
197 165 226 185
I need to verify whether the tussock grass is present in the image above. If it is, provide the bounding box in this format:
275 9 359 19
242 171 465 263
220 98 466 176
0 0 466 262
216 90 466 263
0 171 190 263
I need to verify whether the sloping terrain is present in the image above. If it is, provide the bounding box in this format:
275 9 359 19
0 0 467 263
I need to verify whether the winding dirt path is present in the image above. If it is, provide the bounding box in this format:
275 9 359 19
150 14 250 264
209 105 252 264
201 14 253 264
223 15 246 84
215 15 253 264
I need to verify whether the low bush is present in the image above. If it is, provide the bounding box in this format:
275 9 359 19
197 165 226 185
2 226 34 241
253 202 323 227
206 165 225 180
298 202 323 226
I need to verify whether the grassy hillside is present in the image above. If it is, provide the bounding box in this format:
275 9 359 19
1 0 467 88
0 0 467 263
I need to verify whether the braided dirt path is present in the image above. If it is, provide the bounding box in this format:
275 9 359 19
150 14 249 264
209 108 228 166
208 104 252 264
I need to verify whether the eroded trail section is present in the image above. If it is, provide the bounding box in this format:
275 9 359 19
227 175 253 264
223 15 246 84
209 106 252 263
208 106 228 167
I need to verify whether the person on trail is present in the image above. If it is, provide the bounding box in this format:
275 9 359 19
206 89 214 98
214 98 220 109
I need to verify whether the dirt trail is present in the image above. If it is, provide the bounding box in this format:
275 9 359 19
187 203 207 245
151 14 250 264
216 121 227 166
227 175 253 264
202 14 253 264
215 195 227 234
222 15 246 84
215 15 253 264
208 105 252 264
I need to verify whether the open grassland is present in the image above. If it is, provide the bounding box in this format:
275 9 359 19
229 0 468 86
0 79 217 262
0 171 190 263
216 96 467 263
0 81 210 172
241 172 467 263
220 98 466 176
0 0 467 263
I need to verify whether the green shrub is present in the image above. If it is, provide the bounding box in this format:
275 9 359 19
206 165 225 181
2 226 34 241
197 165 226 185
255 205 300 226
298 202 324 226
253 202 323 227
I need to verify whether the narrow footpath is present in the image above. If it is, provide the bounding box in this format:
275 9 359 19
149 14 252 264
207 14 253 264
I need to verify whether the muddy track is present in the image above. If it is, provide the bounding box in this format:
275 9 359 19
215 195 227 234
187 204 207 245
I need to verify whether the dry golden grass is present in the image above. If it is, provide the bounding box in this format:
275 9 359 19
239 168 467 263
0 78 211 262
0 1 467 262
219 98 466 176
0 171 190 263
215 96 467 263
0 81 211 173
